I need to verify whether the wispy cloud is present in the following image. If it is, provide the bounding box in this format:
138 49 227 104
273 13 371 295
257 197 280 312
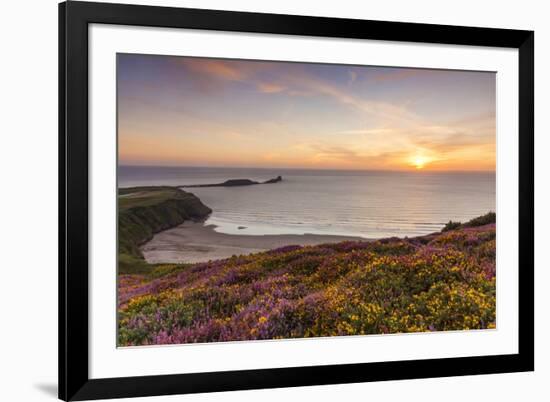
307 143 410 169
180 59 256 81
284 73 423 127
373 68 422 82
257 82 286 93
178 59 426 128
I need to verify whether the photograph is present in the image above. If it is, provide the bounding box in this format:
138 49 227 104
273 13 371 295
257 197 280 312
116 53 497 346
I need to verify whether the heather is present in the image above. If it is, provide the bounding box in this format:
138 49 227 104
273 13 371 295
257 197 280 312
118 221 496 346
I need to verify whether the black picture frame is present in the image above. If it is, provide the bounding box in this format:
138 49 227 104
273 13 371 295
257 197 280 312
59 1 534 400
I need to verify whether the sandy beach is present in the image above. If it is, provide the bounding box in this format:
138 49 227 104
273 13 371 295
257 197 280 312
141 221 366 264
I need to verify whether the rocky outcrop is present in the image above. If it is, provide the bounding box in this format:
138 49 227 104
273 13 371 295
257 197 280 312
180 176 282 188
263 175 282 184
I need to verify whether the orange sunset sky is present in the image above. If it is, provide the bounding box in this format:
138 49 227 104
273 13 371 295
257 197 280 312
117 54 496 172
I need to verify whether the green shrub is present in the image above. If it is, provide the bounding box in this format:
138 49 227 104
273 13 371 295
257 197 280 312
463 212 496 228
442 220 462 232
442 212 495 232
118 253 153 274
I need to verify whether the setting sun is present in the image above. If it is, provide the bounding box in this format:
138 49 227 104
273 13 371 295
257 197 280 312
412 155 429 169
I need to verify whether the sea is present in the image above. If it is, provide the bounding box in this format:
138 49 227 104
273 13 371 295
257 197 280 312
119 166 496 239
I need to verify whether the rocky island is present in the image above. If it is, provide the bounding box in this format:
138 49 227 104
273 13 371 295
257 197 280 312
180 175 282 188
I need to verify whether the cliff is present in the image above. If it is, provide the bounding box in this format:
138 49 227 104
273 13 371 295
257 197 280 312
118 186 212 273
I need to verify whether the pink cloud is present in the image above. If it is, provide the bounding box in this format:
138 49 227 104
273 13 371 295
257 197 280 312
257 82 286 93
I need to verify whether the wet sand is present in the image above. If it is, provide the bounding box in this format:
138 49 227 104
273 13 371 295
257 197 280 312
141 221 367 264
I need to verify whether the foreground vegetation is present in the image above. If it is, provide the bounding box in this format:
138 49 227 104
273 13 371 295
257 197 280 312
118 187 211 274
118 213 496 345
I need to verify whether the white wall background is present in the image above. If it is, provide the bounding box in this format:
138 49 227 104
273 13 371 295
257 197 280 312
0 0 546 401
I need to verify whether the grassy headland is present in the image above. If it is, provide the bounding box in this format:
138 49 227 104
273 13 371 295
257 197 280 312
118 211 496 345
118 186 211 274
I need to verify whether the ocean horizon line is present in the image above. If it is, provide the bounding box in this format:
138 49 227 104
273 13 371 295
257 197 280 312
119 164 496 174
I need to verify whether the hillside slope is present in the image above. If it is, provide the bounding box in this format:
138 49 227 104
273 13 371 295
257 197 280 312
118 217 496 346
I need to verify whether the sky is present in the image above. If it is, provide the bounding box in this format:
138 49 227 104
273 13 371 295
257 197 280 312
118 53 496 171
